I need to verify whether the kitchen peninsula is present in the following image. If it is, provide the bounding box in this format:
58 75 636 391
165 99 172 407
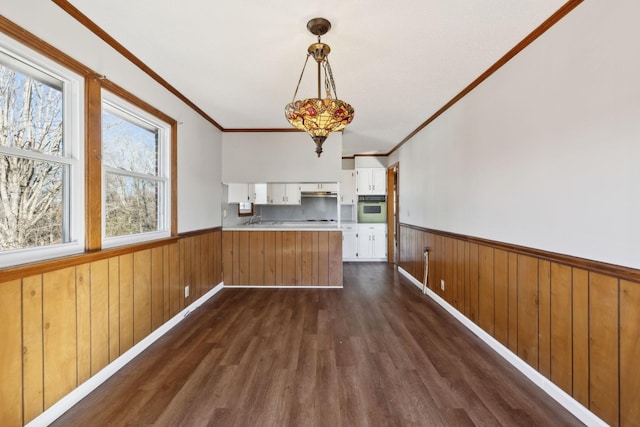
222 223 342 287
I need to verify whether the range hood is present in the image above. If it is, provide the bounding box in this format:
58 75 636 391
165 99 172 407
300 191 338 198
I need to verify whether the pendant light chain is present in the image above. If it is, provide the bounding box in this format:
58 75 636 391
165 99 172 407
291 53 311 103
324 57 338 100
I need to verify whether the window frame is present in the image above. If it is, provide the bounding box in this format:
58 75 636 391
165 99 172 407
100 91 172 249
0 33 85 268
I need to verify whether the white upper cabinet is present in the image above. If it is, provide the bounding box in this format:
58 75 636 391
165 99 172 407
228 183 269 204
356 168 387 195
228 183 252 203
252 183 268 205
299 183 339 192
340 170 357 204
268 183 301 205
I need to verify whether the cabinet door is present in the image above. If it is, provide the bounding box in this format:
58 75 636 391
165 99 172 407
371 168 387 195
299 183 318 192
267 183 285 204
300 183 339 192
340 170 357 204
357 230 372 259
342 231 358 260
319 183 339 192
371 227 387 258
284 183 301 205
228 183 250 203
252 183 268 204
356 169 371 195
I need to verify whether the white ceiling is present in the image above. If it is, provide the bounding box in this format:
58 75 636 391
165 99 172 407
66 0 567 156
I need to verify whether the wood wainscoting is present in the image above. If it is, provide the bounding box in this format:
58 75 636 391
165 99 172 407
222 230 342 287
0 228 222 427
398 223 640 427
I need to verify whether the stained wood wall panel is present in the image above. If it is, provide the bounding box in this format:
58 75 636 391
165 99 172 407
133 250 152 345
222 230 342 287
0 229 222 426
151 247 164 331
301 232 313 285
493 249 509 347
550 262 573 395
22 275 43 424
192 236 201 297
318 231 329 285
620 279 640 427
0 279 23 427
249 232 264 286
478 246 495 335
76 263 92 384
588 273 619 426
445 238 456 304
517 254 539 369
275 231 284 285
108 257 120 362
455 240 466 313
328 231 343 286
399 225 637 425
507 252 518 353
294 232 303 285
90 259 109 376
162 246 171 322
468 243 479 324
43 267 77 409
119 254 134 353
538 261 551 379
179 239 188 304
238 232 250 286
572 268 589 408
282 231 296 286
222 231 234 286
264 231 277 285
168 242 181 317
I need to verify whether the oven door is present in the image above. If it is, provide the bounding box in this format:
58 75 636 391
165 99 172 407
358 202 387 223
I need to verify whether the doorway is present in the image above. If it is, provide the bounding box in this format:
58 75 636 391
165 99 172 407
387 163 399 265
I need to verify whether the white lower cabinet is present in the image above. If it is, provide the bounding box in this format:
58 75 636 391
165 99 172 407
341 224 358 261
357 224 387 260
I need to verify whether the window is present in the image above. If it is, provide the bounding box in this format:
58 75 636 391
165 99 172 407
102 93 170 247
0 39 84 267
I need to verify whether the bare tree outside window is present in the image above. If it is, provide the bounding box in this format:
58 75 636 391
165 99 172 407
102 107 163 238
0 63 66 251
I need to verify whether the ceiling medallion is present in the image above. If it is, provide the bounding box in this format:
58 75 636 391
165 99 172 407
285 18 355 157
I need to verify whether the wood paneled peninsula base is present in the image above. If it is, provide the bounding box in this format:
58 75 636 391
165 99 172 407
222 228 342 287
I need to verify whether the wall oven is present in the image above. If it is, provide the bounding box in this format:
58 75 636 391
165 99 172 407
357 195 387 223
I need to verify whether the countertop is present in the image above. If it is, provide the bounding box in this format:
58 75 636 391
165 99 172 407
224 221 341 231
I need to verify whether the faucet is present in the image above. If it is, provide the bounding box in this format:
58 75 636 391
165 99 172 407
247 214 261 225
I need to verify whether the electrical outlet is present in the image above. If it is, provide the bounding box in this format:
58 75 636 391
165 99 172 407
440 279 445 291
184 285 190 298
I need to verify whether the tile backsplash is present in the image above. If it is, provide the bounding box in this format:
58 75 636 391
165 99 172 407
257 197 338 222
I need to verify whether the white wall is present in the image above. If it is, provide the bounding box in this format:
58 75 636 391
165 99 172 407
2 1 223 233
222 132 341 183
397 0 640 269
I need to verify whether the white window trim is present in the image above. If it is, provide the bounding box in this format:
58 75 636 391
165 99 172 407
101 92 171 249
0 33 84 268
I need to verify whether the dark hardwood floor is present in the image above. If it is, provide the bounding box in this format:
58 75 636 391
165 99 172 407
52 262 583 426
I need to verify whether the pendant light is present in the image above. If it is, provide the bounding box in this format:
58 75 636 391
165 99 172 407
285 18 355 157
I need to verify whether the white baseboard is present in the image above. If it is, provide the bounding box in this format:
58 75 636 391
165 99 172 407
397 267 607 427
225 285 343 289
25 282 224 427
